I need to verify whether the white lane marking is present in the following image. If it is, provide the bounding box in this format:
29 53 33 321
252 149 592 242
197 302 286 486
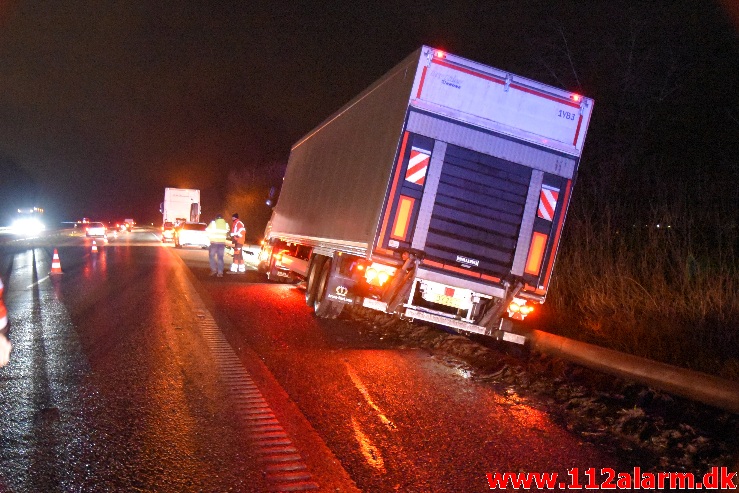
26 275 50 289
351 416 386 473
345 362 396 430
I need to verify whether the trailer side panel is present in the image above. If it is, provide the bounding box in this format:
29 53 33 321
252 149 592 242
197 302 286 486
270 50 422 251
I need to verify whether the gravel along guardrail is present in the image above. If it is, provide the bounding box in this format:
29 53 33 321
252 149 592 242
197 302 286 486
344 306 739 477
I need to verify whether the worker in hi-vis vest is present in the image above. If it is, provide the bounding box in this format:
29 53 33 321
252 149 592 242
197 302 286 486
228 212 246 274
206 214 230 277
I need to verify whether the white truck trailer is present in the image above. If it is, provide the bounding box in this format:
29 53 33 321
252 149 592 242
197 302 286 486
160 188 201 225
259 46 594 344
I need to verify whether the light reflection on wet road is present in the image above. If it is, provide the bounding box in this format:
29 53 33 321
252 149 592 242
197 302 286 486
205 281 622 493
0 232 268 492
0 229 623 492
0 247 91 491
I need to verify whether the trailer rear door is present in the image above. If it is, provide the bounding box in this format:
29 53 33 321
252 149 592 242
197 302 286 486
376 111 577 296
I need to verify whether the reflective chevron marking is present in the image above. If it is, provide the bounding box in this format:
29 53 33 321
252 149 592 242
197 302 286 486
405 147 431 185
538 186 559 221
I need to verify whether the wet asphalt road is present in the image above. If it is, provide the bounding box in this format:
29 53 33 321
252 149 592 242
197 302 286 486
0 230 272 492
203 276 621 492
0 228 622 492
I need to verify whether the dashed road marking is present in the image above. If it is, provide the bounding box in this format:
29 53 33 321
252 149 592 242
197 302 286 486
26 275 51 289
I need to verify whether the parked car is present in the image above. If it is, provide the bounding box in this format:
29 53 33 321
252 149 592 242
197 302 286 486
103 222 118 237
161 221 175 242
85 222 107 238
174 222 209 249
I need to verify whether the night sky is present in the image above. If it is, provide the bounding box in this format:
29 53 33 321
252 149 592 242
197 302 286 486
1 1 737 228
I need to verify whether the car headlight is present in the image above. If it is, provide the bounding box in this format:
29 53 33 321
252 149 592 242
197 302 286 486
11 218 45 235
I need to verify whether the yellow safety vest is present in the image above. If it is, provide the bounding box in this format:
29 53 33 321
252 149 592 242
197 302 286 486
206 218 229 244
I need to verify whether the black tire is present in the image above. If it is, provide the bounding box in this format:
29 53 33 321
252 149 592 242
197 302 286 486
313 259 335 318
305 256 325 306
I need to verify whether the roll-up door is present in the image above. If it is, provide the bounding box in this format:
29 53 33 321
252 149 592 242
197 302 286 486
425 144 531 278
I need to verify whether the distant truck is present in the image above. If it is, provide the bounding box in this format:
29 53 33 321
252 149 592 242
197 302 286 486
259 46 594 344
160 188 200 226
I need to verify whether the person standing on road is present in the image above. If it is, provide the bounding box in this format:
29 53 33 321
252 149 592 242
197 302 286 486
229 212 246 274
0 277 12 367
206 214 230 277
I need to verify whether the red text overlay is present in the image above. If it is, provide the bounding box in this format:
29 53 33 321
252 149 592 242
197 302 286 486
486 466 736 490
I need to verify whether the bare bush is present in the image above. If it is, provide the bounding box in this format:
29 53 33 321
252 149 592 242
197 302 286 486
545 204 739 378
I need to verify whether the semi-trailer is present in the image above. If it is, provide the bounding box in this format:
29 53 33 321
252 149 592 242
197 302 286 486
259 46 594 343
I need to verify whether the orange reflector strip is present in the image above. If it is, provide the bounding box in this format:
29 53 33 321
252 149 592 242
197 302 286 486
525 232 548 275
378 132 410 247
391 196 415 241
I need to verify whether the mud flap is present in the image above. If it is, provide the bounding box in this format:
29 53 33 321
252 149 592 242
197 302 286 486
382 254 422 314
492 318 526 345
267 257 292 282
314 259 344 319
478 281 524 337
325 272 355 306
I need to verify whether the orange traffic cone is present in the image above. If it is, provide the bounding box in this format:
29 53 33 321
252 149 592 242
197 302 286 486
50 249 63 275
91 240 98 253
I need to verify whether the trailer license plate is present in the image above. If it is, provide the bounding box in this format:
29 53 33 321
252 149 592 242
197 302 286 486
428 293 464 309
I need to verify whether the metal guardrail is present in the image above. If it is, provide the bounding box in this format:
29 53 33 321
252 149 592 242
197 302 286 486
521 328 739 414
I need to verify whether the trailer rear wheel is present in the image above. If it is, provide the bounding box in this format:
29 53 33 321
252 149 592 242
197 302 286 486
313 259 343 318
305 256 325 306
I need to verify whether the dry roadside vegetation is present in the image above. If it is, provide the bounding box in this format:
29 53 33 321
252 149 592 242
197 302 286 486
541 207 739 380
522 2 739 380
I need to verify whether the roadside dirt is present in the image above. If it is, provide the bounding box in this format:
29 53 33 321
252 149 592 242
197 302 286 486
345 306 739 477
